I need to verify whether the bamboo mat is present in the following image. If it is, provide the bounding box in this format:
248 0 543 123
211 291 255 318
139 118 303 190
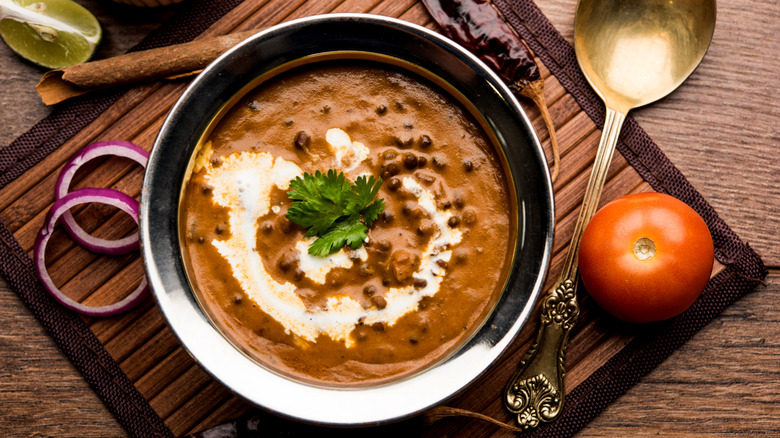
0 0 766 437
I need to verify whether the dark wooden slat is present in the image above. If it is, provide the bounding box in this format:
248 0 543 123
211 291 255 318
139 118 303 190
150 365 212 420
166 382 234 436
104 305 166 362
135 347 197 401
189 396 253 436
120 326 181 382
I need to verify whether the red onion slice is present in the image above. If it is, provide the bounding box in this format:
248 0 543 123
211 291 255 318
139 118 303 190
55 141 148 255
34 188 149 317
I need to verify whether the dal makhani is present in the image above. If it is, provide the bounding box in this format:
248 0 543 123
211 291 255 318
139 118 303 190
180 62 516 385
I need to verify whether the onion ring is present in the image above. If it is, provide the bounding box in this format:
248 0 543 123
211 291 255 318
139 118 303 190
34 187 149 317
55 141 148 255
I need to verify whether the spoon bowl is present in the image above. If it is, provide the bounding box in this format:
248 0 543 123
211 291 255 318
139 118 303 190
575 0 716 113
504 0 715 429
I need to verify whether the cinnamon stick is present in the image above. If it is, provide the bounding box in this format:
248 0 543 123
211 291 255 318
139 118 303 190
36 30 259 105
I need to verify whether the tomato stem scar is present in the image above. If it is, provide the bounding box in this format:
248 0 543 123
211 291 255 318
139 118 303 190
633 237 656 260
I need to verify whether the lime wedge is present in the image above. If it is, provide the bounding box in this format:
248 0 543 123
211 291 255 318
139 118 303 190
0 0 101 69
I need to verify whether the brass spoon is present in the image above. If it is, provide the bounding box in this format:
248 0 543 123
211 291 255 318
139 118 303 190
504 0 715 429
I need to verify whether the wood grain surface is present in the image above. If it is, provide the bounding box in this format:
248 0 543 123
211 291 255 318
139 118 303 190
0 0 778 437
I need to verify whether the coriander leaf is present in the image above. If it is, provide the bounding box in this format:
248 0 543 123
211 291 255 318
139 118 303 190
307 216 368 257
286 169 385 256
351 175 383 207
317 169 352 204
286 170 353 236
361 198 385 227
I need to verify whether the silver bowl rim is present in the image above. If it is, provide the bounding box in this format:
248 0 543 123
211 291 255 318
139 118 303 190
140 13 554 426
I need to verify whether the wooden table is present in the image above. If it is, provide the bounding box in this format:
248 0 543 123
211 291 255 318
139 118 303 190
1 0 777 436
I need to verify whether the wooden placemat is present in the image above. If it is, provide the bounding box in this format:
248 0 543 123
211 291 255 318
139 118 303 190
0 0 766 437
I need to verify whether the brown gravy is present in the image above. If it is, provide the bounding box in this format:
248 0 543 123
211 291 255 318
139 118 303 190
181 62 515 385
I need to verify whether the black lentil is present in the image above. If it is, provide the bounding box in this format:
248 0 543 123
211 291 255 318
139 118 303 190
294 131 310 149
403 153 418 169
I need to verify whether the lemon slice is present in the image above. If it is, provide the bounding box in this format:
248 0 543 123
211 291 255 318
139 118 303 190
0 0 101 69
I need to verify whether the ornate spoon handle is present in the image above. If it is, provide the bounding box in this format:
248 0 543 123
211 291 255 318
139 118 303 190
504 107 626 429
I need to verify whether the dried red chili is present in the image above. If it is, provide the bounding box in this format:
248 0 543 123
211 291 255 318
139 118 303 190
422 0 560 182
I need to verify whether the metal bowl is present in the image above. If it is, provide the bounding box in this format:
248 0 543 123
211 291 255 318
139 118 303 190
141 13 553 426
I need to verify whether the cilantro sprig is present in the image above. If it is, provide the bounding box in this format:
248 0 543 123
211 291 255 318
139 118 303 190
286 170 385 257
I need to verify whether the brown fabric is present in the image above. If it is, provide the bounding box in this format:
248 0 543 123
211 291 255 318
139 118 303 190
0 0 767 437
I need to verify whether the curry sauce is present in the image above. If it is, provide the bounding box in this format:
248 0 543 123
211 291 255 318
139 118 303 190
180 62 515 385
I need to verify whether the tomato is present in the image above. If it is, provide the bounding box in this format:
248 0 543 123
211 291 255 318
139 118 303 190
578 192 714 323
